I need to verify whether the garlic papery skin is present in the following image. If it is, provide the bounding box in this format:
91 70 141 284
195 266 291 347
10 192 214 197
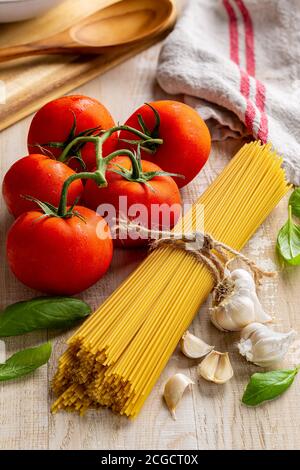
197 350 233 384
180 331 214 359
163 373 194 420
238 322 297 367
210 268 272 332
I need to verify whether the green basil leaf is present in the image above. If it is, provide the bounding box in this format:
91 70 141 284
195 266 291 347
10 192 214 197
289 188 300 218
242 367 298 406
276 206 300 265
0 342 52 382
0 297 91 337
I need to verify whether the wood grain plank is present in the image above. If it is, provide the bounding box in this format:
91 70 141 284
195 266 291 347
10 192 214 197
188 142 300 450
1 1 300 449
47 44 198 450
0 122 49 450
0 0 176 131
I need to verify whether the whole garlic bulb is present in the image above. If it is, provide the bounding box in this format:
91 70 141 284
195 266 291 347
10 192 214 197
238 322 297 367
210 269 272 332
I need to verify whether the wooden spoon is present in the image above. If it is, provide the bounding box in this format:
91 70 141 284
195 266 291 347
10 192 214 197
0 0 175 63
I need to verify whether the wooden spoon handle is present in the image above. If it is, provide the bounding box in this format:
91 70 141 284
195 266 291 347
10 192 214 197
0 44 47 63
0 43 82 63
0 30 82 63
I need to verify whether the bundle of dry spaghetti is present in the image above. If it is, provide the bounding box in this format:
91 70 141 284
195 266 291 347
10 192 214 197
52 141 290 418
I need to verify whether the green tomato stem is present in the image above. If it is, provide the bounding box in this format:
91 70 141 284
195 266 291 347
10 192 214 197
58 125 163 165
100 125 163 146
57 125 164 217
58 136 100 164
57 171 106 217
104 149 142 180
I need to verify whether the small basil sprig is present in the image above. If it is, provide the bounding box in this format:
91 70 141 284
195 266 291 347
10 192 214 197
242 367 299 406
0 342 52 382
289 187 300 218
277 206 300 265
0 297 91 337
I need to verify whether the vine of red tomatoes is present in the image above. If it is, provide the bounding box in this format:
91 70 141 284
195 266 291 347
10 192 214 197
2 95 211 295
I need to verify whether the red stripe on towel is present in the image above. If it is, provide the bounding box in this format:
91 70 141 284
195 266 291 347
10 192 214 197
223 0 255 133
223 0 240 64
240 70 255 132
234 0 255 76
235 0 269 141
255 78 266 110
256 80 268 142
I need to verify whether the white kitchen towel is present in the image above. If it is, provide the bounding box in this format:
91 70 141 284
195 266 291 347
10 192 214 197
157 0 300 184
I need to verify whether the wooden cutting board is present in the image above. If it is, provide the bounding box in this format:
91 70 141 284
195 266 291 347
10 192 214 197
0 0 176 132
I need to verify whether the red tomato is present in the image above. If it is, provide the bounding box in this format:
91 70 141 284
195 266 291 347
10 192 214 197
83 156 182 247
27 95 118 171
2 154 83 218
6 207 113 295
118 100 211 188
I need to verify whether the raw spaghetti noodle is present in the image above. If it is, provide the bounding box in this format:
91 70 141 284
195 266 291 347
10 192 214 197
52 141 290 417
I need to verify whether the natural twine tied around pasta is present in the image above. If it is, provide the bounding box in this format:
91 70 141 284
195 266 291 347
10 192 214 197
115 219 276 287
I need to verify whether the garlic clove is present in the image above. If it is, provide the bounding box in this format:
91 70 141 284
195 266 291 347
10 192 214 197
231 269 256 291
210 295 255 332
249 290 272 324
251 332 296 367
232 269 272 324
197 350 233 384
237 338 253 362
238 323 297 367
214 353 234 383
240 322 263 340
210 269 272 332
163 373 194 420
180 331 214 359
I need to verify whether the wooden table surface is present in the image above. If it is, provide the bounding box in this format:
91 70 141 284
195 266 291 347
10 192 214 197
1 36 300 451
